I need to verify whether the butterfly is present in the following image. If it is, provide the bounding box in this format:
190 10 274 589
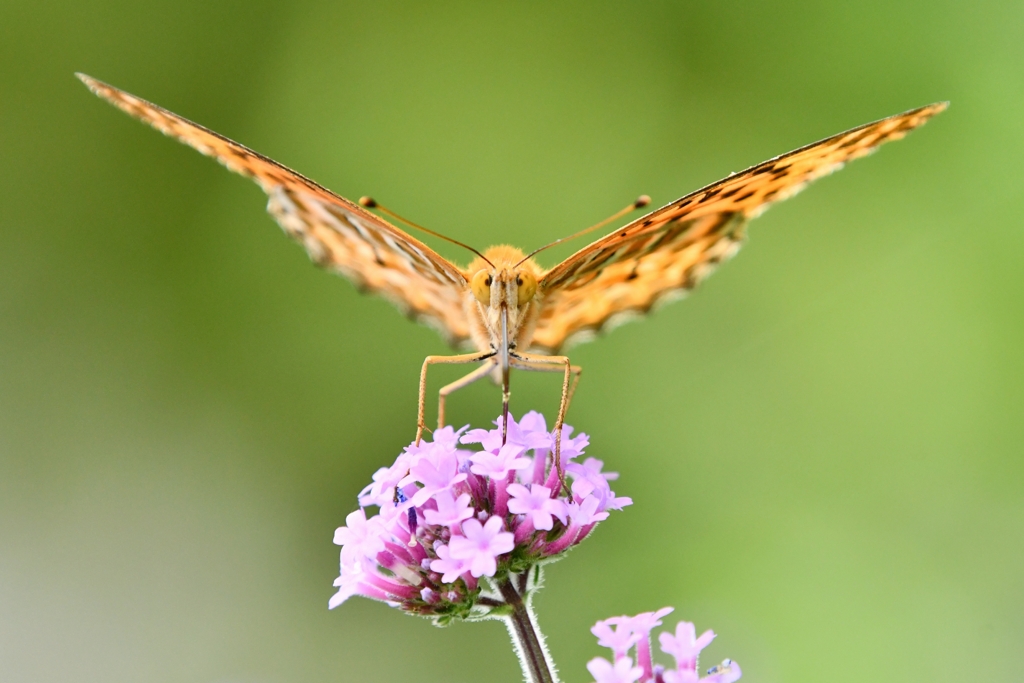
77 73 945 465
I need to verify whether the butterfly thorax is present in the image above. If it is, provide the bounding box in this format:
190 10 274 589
463 246 545 357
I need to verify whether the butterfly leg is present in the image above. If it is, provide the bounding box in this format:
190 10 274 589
437 362 495 430
509 351 582 490
418 351 496 444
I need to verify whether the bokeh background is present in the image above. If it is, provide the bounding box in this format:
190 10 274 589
2 1 1022 682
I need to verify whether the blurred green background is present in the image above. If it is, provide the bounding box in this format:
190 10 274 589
2 1 1022 682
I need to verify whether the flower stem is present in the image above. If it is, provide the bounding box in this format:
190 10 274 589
498 576 559 683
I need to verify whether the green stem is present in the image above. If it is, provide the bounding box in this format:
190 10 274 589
498 576 559 683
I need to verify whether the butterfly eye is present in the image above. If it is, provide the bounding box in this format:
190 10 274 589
471 270 492 305
516 271 537 306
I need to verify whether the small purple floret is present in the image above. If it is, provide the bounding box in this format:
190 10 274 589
507 483 568 531
468 443 532 478
587 656 645 683
448 516 515 577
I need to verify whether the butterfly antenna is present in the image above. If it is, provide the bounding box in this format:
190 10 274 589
359 197 493 267
516 195 650 266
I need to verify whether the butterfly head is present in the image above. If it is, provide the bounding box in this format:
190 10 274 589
466 246 543 350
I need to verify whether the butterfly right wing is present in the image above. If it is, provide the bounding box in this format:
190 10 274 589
77 73 472 347
532 102 947 353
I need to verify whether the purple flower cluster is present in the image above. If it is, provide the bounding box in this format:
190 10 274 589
330 412 631 622
587 608 742 683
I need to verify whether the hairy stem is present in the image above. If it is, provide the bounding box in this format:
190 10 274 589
498 576 559 683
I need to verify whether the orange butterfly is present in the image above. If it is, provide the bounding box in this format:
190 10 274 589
78 73 945 463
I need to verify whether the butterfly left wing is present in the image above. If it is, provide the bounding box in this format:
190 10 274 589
77 73 472 347
531 102 947 353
